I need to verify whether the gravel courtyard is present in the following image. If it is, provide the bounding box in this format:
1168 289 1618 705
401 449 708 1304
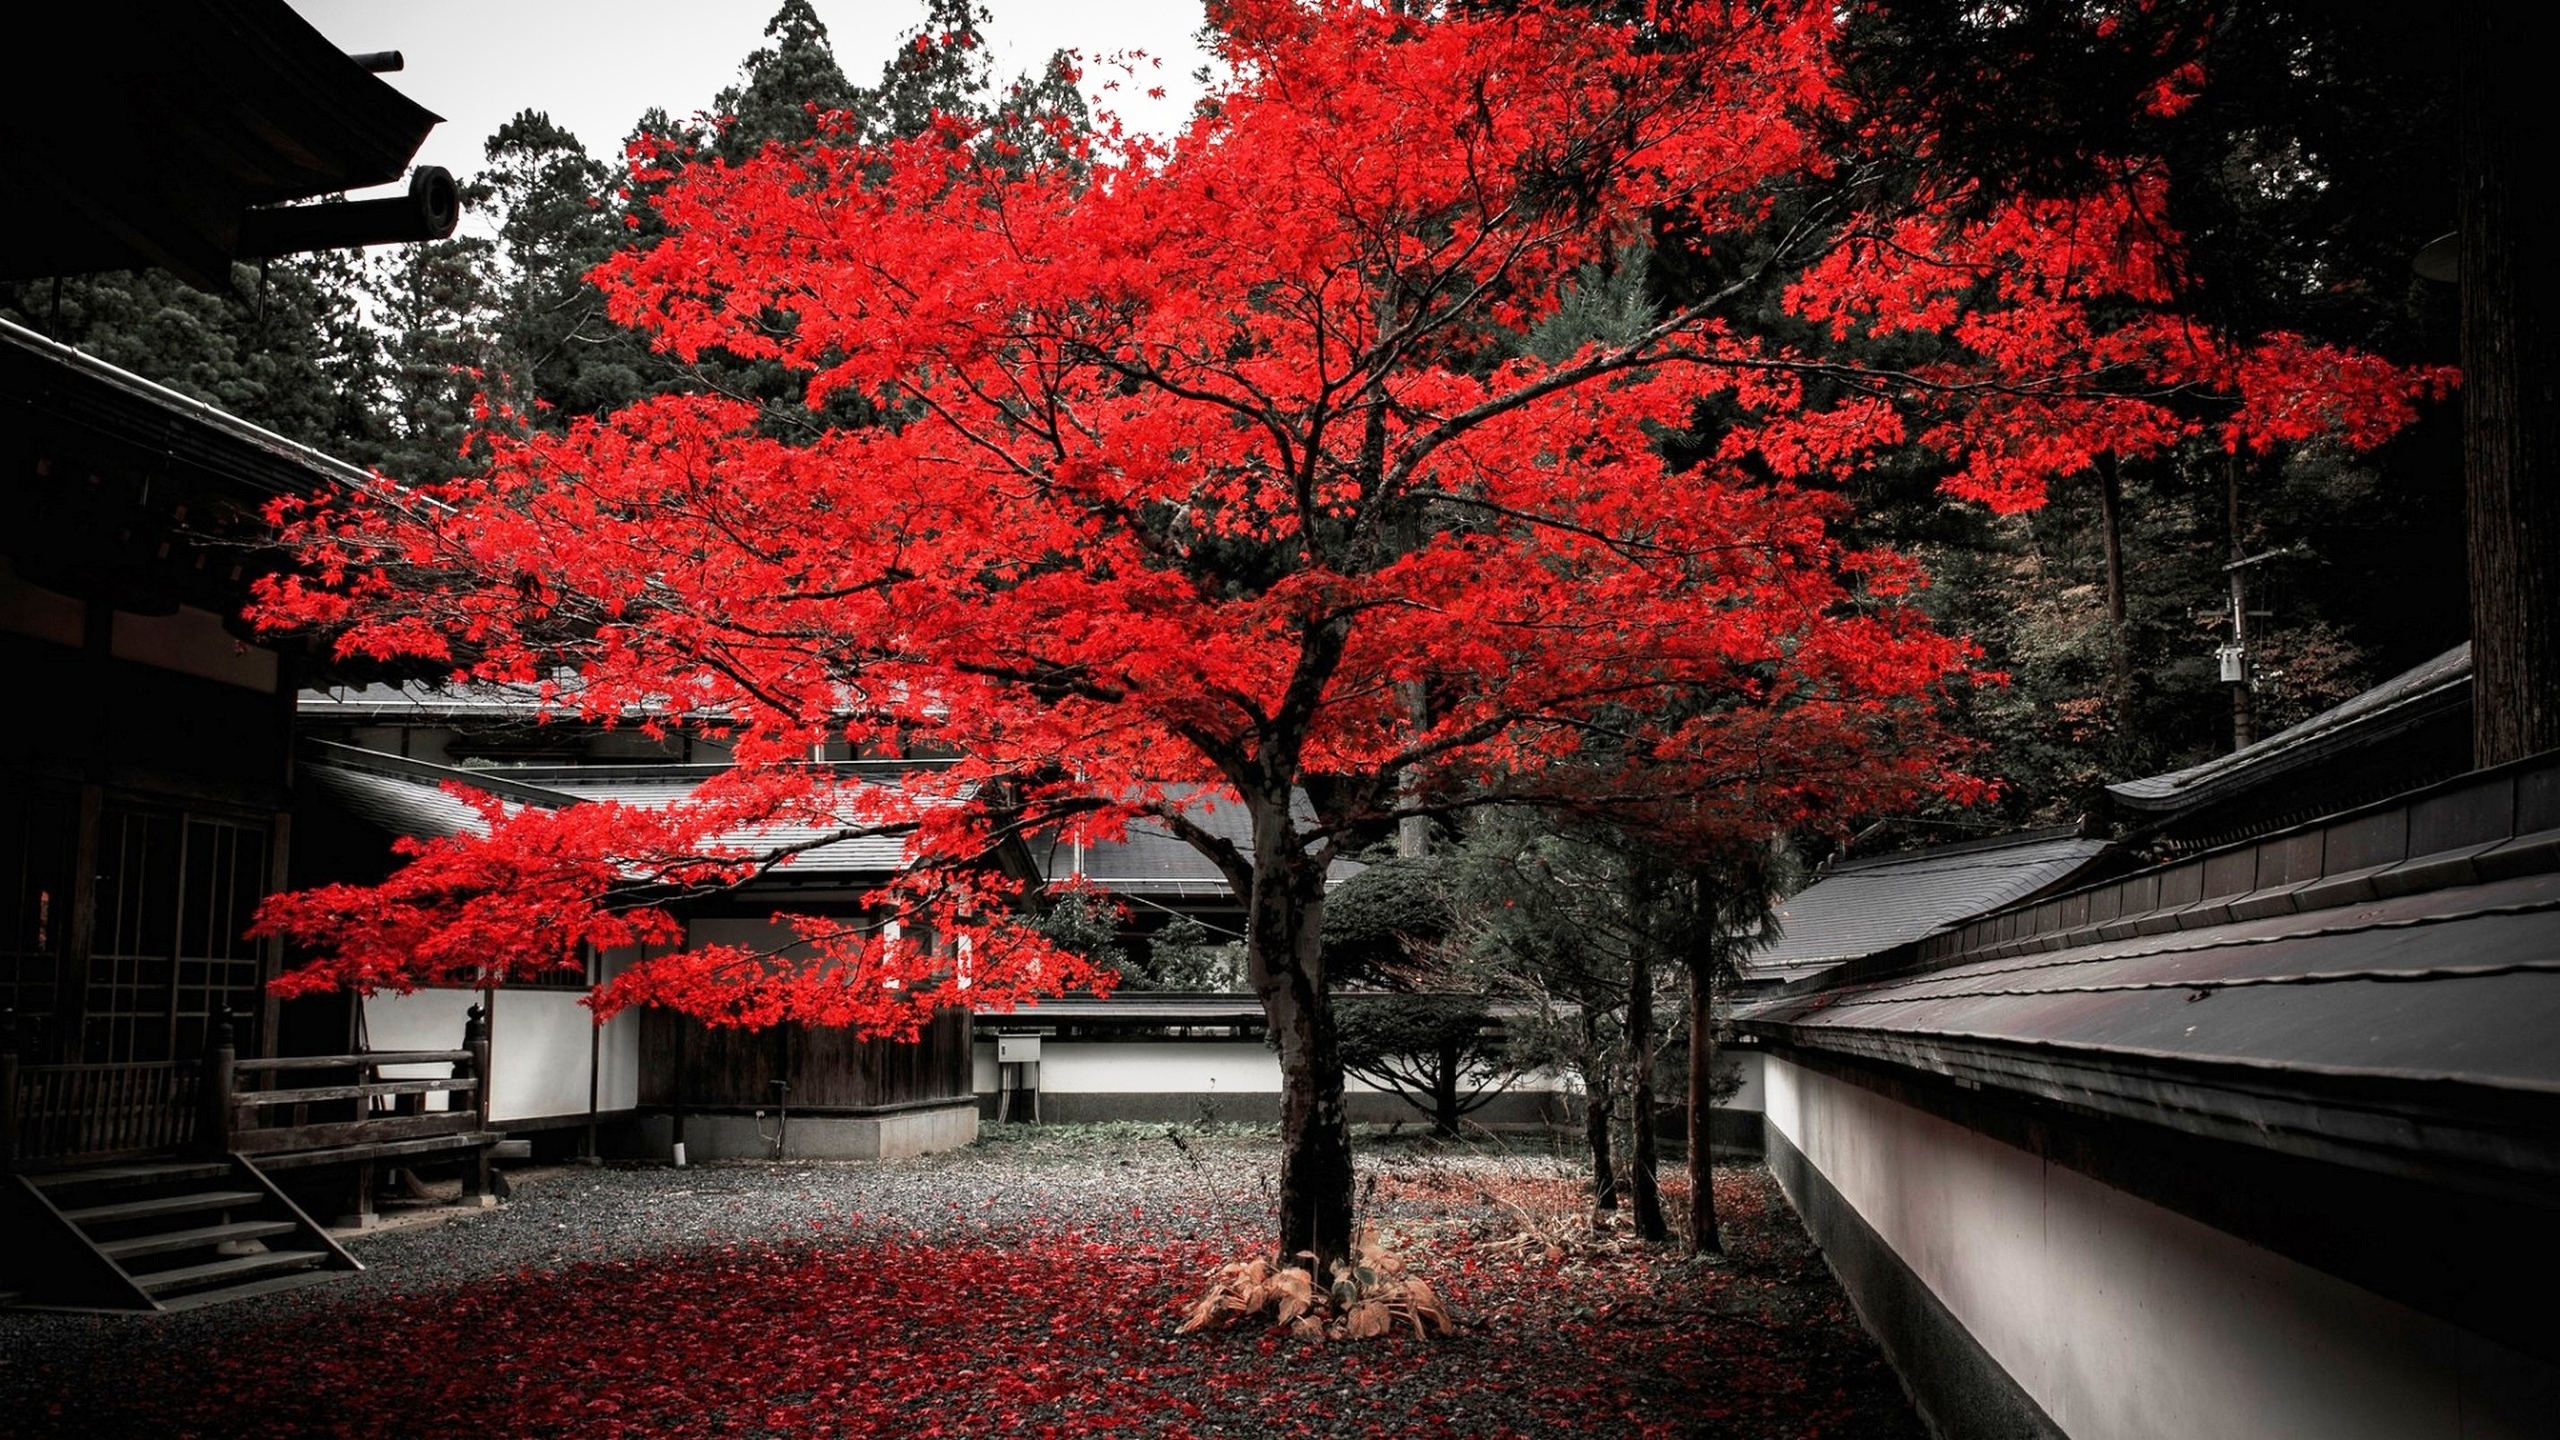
2 1126 1921 1438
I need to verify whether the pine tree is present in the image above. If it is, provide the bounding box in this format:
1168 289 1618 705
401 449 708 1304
714 0 861 163
475 111 655 424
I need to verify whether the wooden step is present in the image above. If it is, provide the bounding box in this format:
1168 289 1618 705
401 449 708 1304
131 1250 327 1295
60 1190 264 1228
154 1267 345 1313
99 1219 300 1261
27 1161 234 1194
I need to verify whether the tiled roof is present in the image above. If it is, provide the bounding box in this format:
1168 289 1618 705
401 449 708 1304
2107 643 2470 811
300 679 571 719
4 317 372 494
1036 784 1364 896
525 767 924 875
304 756 556 843
1744 830 2115 983
302 745 934 876
1738 752 2560 1187
307 746 1355 895
976 992 1268 1025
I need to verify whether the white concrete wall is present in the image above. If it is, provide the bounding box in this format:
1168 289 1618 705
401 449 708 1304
1764 1056 2554 1440
362 986 639 1125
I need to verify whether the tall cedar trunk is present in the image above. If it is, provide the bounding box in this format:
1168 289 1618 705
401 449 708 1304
2226 453 2256 751
2461 8 2560 766
1248 797 1355 1269
1625 880 1666 1241
1395 679 1433 859
2096 452 2132 736
1684 923 1720 1255
1582 1012 1618 1213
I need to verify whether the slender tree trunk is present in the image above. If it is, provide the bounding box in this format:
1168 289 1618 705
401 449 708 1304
2226 453 2256 752
1250 804 1354 1269
1582 1013 1617 1214
1684 875 1720 1255
1395 681 1433 859
2096 452 2133 735
1586 1083 1619 1213
1625 864 1666 1241
2461 6 2560 766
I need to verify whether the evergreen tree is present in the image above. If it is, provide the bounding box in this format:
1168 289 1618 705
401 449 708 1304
714 0 861 162
867 0 994 147
361 236 504 484
475 111 654 424
1 259 364 455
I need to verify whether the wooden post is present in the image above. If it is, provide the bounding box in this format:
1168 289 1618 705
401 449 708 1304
462 1003 496 1206
198 1005 237 1158
2 1008 21 1175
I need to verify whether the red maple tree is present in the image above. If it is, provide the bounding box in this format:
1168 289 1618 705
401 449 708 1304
251 0 2441 1267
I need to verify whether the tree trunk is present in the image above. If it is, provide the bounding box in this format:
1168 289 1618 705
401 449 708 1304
2096 452 2133 746
1586 1085 1618 1213
2461 7 2560 766
2226 452 2256 752
1249 800 1355 1270
2096 453 2129 628
1395 679 1434 859
1626 913 1666 1242
1684 947 1719 1255
1581 1012 1617 1214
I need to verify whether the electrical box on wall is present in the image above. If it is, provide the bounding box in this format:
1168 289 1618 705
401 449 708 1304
996 1034 1042 1064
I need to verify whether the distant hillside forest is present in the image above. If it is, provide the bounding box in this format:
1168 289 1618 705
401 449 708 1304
2 0 2473 835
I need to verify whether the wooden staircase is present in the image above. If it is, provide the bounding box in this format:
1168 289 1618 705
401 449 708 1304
4 1156 360 1312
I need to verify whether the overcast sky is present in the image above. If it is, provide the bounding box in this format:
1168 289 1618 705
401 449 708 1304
290 2 1218 212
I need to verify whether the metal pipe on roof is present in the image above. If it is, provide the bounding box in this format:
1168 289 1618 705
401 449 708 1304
235 166 458 260
347 50 404 73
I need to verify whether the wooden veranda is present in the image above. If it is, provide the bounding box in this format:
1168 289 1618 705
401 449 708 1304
2 1007 501 1311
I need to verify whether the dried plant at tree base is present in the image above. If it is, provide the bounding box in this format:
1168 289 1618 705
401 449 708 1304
1178 1229 1454 1342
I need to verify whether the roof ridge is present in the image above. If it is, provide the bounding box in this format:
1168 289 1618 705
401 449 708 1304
301 739 583 808
1820 824 2093 873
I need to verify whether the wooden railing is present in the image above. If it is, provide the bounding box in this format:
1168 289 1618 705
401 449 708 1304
4 1060 200 1166
216 1009 493 1158
4 1006 494 1174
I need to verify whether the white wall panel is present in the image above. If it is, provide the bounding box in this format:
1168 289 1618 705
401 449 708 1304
364 985 637 1124
1764 1056 2552 1440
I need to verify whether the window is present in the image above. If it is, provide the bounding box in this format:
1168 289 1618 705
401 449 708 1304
84 805 269 1063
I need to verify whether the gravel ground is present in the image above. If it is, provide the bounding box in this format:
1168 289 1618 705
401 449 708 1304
1 1125 1922 1438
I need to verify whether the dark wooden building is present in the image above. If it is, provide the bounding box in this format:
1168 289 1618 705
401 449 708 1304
292 702 987 1164
3 0 473 1312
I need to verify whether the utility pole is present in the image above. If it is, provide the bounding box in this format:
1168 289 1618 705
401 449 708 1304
2221 547 2297 753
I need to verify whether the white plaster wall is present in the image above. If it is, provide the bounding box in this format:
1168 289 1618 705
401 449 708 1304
970 1036 1580 1100
1722 1048 1765 1112
978 1040 1285 1095
1764 1056 2555 1440
362 987 638 1124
